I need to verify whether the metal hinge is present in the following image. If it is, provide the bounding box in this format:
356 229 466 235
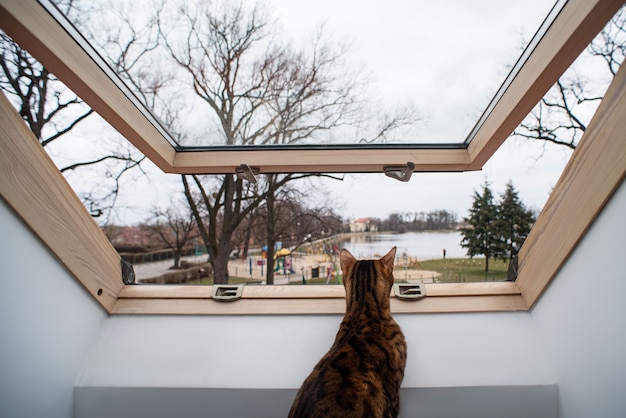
121 259 136 285
211 284 244 302
393 283 426 300
507 255 518 281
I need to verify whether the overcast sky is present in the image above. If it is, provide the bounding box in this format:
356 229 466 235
265 0 572 220
56 0 600 224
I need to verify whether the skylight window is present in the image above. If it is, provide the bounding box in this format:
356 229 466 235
0 0 623 314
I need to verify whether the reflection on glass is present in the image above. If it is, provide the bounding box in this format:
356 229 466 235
48 0 555 148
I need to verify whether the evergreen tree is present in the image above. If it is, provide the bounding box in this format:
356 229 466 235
495 181 536 262
460 180 500 272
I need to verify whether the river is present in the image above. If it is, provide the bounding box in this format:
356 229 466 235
338 231 466 260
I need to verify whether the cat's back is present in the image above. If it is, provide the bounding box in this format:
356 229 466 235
288 248 407 418
289 316 406 418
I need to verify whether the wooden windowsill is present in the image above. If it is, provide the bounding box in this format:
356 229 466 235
111 296 528 315
113 282 526 315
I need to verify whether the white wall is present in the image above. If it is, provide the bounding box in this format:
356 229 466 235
73 313 559 418
76 312 555 390
0 201 107 418
529 178 626 418
74 312 558 417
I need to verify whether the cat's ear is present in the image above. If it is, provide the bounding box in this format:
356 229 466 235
340 248 356 271
380 247 397 271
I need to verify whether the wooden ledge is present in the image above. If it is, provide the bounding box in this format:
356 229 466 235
113 282 524 315
118 281 520 300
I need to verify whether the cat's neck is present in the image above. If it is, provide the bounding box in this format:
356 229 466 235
345 294 392 321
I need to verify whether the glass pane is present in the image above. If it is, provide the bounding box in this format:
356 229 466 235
3 3 620 287
46 0 556 149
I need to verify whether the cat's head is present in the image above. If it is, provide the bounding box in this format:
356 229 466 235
340 247 397 305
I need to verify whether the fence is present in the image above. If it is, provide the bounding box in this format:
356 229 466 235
119 246 202 265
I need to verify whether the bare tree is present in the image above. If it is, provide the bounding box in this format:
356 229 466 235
0 32 93 145
148 203 197 269
181 174 254 284
0 0 148 221
75 0 188 135
588 7 626 77
181 172 315 284
513 7 625 150
254 178 344 284
158 2 418 283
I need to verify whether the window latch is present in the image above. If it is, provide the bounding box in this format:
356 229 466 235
393 283 426 300
236 164 259 183
211 284 244 302
384 161 415 182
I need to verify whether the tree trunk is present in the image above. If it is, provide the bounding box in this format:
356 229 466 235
211 235 233 284
266 245 275 285
242 216 253 260
213 258 229 284
265 186 276 285
181 174 250 285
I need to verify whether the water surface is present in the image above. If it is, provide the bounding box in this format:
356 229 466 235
338 231 465 260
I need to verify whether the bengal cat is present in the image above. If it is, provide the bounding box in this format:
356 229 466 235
288 247 407 418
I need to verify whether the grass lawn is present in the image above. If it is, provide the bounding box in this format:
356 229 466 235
417 258 509 282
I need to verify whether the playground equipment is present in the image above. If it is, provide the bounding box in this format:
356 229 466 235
274 254 296 274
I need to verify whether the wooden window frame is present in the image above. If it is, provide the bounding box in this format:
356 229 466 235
0 0 624 314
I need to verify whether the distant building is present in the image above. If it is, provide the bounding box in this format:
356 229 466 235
349 218 377 233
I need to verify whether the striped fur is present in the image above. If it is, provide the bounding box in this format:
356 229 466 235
288 247 407 418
